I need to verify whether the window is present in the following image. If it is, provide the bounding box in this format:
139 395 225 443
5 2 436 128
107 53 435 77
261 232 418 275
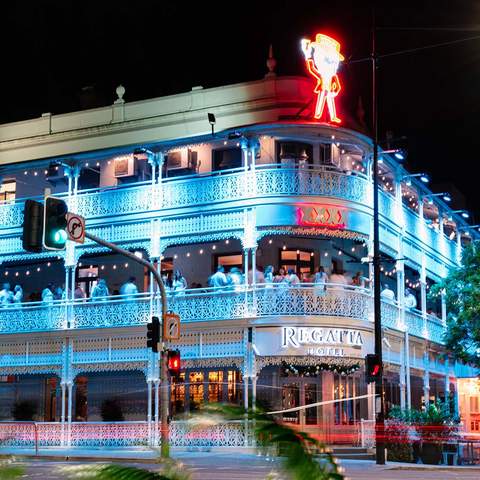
208 371 224 403
76 265 99 297
470 396 479 413
277 142 313 167
163 149 199 177
214 252 243 271
279 248 314 278
0 180 16 203
213 147 242 171
189 372 204 411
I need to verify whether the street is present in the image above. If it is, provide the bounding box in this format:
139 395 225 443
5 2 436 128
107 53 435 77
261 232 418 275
7 454 480 480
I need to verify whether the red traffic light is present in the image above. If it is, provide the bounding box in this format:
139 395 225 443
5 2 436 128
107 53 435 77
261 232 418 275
167 349 181 376
365 353 382 383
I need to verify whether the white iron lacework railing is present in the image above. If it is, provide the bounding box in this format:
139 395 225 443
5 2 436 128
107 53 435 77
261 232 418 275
380 300 400 329
404 308 426 339
426 313 446 344
0 301 66 333
0 286 446 342
75 182 151 218
379 190 396 221
253 284 371 320
254 165 369 203
72 293 151 329
0 420 251 449
162 168 247 208
404 207 421 239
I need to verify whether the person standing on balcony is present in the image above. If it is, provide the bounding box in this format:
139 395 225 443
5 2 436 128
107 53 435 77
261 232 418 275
314 266 328 293
330 268 347 287
264 265 274 288
380 283 395 302
351 271 365 288
208 265 228 290
120 276 138 299
227 267 244 292
273 267 286 285
286 268 300 286
0 283 11 306
12 285 23 304
74 284 86 300
404 288 417 309
42 283 54 304
91 279 110 301
172 270 188 295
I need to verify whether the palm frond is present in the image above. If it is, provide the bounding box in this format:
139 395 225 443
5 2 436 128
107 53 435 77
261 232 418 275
199 403 344 480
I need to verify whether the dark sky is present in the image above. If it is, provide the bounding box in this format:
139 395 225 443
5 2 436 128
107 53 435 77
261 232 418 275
2 0 480 217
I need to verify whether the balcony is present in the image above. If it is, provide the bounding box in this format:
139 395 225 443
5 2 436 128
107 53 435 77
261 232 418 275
0 284 445 343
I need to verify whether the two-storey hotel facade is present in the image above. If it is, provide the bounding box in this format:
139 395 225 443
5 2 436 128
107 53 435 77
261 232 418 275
0 64 478 449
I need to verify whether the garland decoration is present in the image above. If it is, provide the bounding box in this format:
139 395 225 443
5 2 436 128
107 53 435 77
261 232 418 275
281 360 360 377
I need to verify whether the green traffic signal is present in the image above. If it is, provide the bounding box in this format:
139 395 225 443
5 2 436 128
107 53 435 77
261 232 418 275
43 196 68 251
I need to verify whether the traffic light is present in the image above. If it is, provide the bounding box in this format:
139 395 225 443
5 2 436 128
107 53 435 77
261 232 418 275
365 353 382 383
147 316 160 352
167 349 181 376
22 200 44 253
43 196 68 250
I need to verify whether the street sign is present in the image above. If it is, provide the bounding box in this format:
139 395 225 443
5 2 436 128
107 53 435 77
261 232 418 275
66 212 85 244
163 312 181 340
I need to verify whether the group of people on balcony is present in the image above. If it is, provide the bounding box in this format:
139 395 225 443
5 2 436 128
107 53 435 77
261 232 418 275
381 283 418 309
0 283 23 306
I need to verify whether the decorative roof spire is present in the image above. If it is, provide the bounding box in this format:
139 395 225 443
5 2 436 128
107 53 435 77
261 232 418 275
265 44 277 78
114 84 126 104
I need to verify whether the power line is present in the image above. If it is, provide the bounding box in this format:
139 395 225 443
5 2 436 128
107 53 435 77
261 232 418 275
347 34 480 65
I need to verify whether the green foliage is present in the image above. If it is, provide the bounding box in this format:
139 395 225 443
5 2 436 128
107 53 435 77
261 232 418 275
100 399 124 422
0 461 24 480
430 241 480 367
202 403 344 480
11 400 37 421
385 407 415 462
64 461 190 480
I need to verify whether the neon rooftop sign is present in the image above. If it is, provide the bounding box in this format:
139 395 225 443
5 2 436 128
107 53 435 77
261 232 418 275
297 206 346 229
301 33 344 123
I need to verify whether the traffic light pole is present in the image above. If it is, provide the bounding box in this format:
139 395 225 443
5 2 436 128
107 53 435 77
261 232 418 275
371 18 386 465
84 231 171 458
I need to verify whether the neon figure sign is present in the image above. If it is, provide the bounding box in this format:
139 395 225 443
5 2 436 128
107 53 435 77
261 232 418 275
301 33 344 123
297 206 346 229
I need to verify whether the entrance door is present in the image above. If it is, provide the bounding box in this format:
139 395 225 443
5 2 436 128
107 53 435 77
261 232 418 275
281 378 321 426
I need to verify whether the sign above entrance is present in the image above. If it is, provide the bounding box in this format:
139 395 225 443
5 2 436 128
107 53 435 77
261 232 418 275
296 206 346 229
255 326 373 360
301 33 344 124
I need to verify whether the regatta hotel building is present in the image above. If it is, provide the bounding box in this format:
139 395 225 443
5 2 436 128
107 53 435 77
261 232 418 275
0 56 478 449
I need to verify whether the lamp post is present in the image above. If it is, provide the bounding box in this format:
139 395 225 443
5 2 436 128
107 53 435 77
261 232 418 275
371 19 386 466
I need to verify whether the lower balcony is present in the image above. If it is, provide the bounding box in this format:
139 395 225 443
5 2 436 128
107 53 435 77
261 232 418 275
0 284 445 343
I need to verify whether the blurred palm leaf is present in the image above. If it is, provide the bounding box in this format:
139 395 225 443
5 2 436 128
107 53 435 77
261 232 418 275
64 461 190 480
0 460 24 480
201 403 344 480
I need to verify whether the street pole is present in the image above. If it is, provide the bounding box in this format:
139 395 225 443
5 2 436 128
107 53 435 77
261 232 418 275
84 231 171 458
371 15 386 465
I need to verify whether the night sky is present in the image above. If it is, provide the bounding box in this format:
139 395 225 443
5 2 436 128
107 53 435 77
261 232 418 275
2 1 480 217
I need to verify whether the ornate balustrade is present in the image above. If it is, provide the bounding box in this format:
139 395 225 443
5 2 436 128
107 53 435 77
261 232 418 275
0 302 66 333
0 420 250 449
75 183 152 218
0 286 445 343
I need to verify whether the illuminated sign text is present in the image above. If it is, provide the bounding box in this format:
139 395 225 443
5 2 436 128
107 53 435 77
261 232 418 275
297 206 346 229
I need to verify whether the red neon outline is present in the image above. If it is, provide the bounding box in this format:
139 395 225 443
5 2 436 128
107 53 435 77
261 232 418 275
302 33 343 124
296 206 346 229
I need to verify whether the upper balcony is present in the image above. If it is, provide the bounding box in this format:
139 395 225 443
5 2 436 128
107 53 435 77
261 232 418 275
0 284 445 345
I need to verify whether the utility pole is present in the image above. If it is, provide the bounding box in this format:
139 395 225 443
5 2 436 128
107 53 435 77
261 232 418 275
84 231 171 458
371 12 386 465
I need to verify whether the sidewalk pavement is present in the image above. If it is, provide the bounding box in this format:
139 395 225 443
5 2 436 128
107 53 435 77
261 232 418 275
1 448 479 471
